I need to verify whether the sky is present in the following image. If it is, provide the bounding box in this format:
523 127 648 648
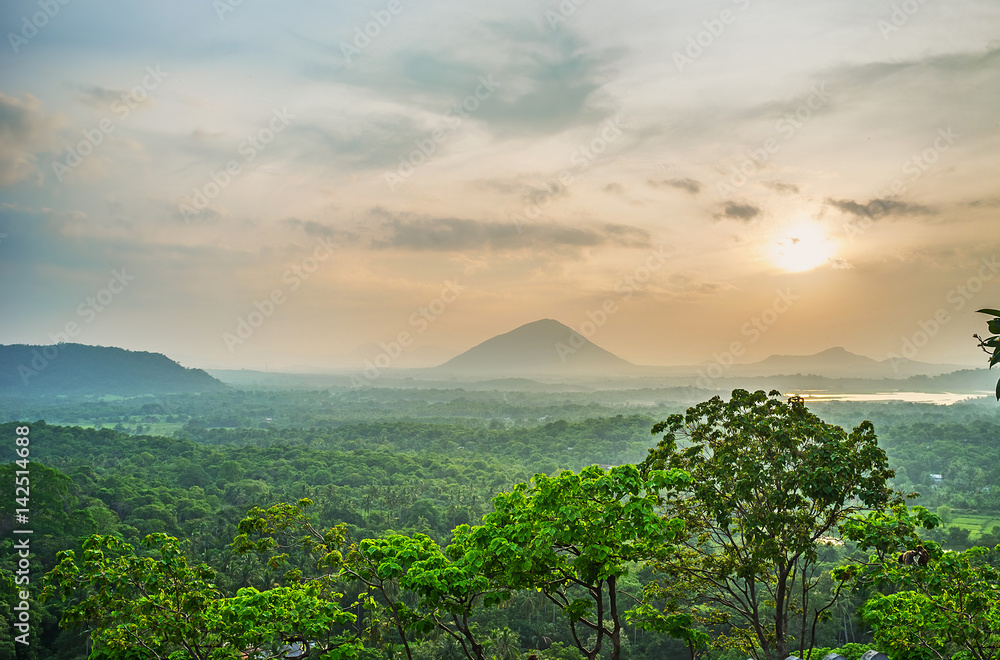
1 0 998 372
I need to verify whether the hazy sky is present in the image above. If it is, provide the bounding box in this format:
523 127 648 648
1 0 998 371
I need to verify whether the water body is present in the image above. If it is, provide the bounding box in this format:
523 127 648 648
790 392 991 404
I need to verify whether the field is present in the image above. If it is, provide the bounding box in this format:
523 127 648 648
950 512 1000 538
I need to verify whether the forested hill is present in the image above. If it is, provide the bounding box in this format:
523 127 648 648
0 343 227 396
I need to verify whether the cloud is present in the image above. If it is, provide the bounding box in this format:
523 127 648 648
0 93 63 187
668 272 737 297
765 181 799 195
285 115 431 170
473 25 620 134
77 84 125 108
968 198 1000 208
816 45 1000 143
599 223 650 246
478 178 570 206
164 199 224 224
0 205 141 274
282 217 336 237
449 254 490 275
604 183 625 195
306 20 620 136
829 257 854 270
360 211 650 252
825 197 935 218
648 178 701 194
715 201 761 221
524 182 567 205
829 45 1000 97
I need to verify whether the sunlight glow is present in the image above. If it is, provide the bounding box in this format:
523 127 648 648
769 221 836 272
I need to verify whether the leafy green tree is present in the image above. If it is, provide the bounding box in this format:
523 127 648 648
233 499 511 660
543 641 587 660
841 506 998 660
859 545 1000 660
641 390 902 660
358 533 511 660
0 462 100 567
974 307 1000 399
42 532 360 659
484 626 520 660
456 464 702 660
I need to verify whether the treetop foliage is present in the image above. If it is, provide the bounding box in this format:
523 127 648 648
640 390 904 660
975 307 1000 400
9 386 1000 660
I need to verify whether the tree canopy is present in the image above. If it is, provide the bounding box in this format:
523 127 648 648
840 505 1000 660
17 386 1000 659
975 307 1000 400
641 389 903 660
42 532 360 659
457 464 700 660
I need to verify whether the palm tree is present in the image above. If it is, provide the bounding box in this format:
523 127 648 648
486 627 521 660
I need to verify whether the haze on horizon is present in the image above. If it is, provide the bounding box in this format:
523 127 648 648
1 1 998 373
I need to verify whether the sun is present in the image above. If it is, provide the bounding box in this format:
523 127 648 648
769 220 836 272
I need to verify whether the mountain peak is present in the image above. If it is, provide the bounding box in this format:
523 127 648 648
437 319 634 375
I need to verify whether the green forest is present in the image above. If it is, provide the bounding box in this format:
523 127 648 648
2 386 1000 660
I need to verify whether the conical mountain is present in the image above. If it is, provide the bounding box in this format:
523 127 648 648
437 319 634 375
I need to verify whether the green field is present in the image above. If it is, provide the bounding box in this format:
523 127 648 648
949 513 1000 537
42 419 186 437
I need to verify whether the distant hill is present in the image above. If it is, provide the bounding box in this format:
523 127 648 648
0 344 227 396
437 319 635 376
725 347 965 379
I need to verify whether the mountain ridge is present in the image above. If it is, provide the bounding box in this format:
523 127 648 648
728 346 965 378
0 343 227 396
434 322 964 380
